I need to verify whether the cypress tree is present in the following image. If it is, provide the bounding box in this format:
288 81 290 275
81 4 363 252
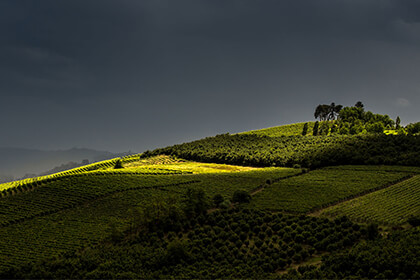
302 123 309 136
313 121 319 136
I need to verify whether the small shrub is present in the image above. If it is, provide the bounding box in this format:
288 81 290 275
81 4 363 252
407 216 420 227
212 194 224 207
232 190 251 204
219 199 231 209
114 159 123 169
367 223 379 240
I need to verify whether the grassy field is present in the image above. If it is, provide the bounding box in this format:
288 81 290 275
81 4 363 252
319 175 420 225
239 122 315 137
248 166 419 213
118 155 259 174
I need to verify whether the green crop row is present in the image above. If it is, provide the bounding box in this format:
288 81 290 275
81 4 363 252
320 175 420 225
0 174 196 227
248 166 416 213
153 133 420 168
0 158 118 192
0 167 300 271
0 187 171 270
0 164 414 272
0 153 150 193
4 209 367 279
0 155 176 196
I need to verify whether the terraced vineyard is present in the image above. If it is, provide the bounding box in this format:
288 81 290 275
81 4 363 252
248 166 419 213
0 154 141 193
0 160 299 271
0 155 260 195
319 175 420 225
0 174 197 227
0 188 166 269
1 150 419 276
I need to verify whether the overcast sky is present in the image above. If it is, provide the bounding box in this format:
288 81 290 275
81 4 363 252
1 0 419 153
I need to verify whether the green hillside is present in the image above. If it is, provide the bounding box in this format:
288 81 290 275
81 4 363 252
0 157 301 272
319 175 420 225
248 165 419 213
153 133 420 168
1 120 420 279
238 122 315 137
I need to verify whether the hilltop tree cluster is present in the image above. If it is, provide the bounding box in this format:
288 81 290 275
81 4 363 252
311 102 406 136
314 103 343 121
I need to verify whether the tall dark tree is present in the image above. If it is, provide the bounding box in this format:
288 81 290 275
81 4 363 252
183 188 209 217
313 121 319 136
302 123 309 136
315 103 342 121
396 116 401 129
314 104 330 121
327 103 343 120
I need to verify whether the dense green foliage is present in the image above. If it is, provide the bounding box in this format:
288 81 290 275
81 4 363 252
335 103 394 134
153 133 420 168
0 166 298 271
249 166 416 213
1 209 366 279
406 122 420 135
280 228 420 279
313 102 399 135
320 175 420 225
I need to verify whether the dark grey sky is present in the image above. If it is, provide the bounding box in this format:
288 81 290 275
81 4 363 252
1 0 419 152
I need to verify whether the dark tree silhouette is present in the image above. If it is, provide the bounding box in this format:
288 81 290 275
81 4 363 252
114 159 123 169
355 101 364 108
315 103 343 121
396 116 401 129
328 103 343 120
314 104 330 121
313 121 319 136
302 123 309 136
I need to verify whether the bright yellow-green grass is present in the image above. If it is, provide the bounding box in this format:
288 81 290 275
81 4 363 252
115 155 259 174
384 129 398 135
319 175 420 225
0 155 264 192
238 122 315 137
0 158 120 191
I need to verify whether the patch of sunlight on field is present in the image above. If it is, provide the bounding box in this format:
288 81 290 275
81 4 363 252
118 155 258 174
384 130 398 135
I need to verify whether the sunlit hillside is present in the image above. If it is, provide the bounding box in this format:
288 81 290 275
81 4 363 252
0 122 419 279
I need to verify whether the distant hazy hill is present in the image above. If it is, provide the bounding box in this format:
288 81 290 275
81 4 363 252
0 147 125 181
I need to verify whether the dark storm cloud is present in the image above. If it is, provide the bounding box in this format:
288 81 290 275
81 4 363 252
0 0 419 152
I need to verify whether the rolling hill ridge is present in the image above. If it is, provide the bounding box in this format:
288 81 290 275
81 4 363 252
0 120 419 279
